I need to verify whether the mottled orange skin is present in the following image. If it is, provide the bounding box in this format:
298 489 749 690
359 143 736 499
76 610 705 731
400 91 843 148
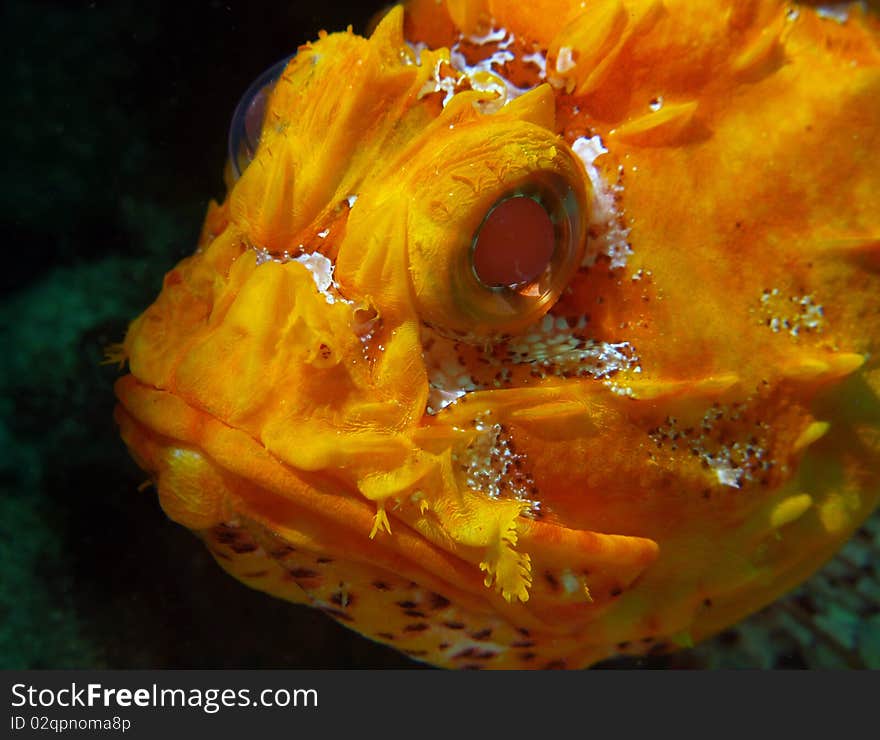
114 0 880 668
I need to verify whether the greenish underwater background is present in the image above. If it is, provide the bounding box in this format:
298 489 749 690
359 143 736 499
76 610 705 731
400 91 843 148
1 0 878 670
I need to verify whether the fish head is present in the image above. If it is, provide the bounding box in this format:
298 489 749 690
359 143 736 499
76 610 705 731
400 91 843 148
114 1 880 668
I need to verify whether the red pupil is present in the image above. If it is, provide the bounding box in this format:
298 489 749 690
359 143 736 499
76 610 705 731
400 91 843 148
472 197 555 287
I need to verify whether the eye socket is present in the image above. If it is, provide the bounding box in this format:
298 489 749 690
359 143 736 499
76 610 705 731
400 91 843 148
228 55 294 179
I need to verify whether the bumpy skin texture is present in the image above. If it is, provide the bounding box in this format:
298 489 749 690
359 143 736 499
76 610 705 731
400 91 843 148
114 0 880 669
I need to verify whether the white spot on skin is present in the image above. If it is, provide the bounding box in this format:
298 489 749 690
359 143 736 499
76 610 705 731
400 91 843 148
448 28 533 113
253 247 275 266
464 27 511 46
816 4 855 23
423 314 639 416
714 463 743 489
293 253 340 304
758 290 825 337
504 329 638 380
572 136 633 269
461 67 511 111
459 411 540 514
253 248 353 306
424 335 480 414
560 569 581 595
649 407 775 491
419 27 545 113
418 56 462 107
555 46 576 73
405 41 429 65
429 386 470 413
522 51 547 78
605 381 635 397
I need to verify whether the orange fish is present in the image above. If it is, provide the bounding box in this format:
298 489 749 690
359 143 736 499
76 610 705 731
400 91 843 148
113 0 880 669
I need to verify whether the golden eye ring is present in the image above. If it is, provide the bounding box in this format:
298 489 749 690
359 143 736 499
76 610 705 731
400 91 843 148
451 170 587 334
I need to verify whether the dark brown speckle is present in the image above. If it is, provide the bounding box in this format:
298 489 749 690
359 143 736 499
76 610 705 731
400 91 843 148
404 623 429 633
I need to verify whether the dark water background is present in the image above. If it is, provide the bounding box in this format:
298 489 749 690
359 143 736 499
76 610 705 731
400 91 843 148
1 0 877 669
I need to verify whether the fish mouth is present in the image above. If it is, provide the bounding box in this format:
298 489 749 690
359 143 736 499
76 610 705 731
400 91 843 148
113 364 661 636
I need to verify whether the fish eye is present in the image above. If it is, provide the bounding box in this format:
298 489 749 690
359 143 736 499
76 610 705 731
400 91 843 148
472 195 556 289
228 55 294 179
463 172 585 324
405 133 589 340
